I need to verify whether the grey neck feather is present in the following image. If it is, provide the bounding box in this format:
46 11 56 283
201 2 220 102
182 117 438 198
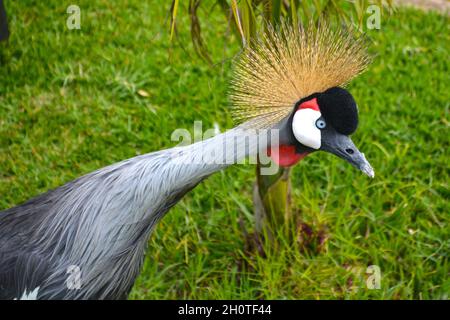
10 124 268 299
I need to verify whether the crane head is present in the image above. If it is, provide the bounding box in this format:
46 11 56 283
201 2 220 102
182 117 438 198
230 21 374 177
269 86 374 178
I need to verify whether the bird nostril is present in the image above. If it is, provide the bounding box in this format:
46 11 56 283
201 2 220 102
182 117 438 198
345 148 354 155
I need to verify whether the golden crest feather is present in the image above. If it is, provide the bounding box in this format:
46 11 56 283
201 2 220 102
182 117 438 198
229 21 371 129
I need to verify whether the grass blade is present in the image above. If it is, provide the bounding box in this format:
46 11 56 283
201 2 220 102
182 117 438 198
170 0 180 41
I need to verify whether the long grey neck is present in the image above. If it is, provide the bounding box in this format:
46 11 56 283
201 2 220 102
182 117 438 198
33 124 273 299
168 125 266 178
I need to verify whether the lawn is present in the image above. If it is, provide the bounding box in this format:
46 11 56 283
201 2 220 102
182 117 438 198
0 1 448 299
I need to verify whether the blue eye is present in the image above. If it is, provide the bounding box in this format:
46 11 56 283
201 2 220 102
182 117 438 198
316 119 326 129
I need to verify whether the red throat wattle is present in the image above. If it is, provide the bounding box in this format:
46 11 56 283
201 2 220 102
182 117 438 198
268 145 309 167
266 97 317 167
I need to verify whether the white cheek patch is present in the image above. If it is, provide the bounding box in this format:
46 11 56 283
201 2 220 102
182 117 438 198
292 109 322 149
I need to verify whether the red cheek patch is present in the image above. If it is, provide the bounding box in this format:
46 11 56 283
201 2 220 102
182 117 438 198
268 145 308 167
298 97 319 111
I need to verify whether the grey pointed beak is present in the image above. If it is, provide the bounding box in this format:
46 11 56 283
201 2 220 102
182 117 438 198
320 129 375 178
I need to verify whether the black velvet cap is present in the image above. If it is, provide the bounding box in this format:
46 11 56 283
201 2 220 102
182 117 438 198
317 87 358 135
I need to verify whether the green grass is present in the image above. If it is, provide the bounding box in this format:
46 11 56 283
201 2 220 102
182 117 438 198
0 1 448 299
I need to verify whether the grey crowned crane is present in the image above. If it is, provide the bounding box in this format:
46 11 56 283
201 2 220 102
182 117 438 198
0 23 374 300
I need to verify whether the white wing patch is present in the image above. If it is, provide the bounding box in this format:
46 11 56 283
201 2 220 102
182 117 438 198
14 287 40 300
292 109 322 149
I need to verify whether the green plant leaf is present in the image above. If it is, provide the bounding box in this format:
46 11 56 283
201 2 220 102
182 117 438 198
169 0 180 41
189 0 212 64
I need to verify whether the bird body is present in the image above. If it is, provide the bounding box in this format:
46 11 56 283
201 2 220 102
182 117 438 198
0 127 262 299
